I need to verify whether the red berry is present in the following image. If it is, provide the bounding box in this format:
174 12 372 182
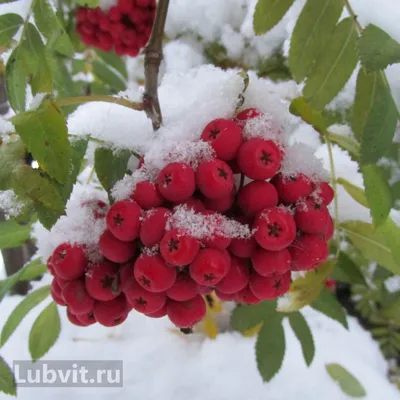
76 8 88 22
131 181 163 209
236 285 261 304
295 199 331 234
140 207 172 247
196 159 234 199
325 279 336 292
202 190 235 213
106 200 142 242
51 279 66 306
93 295 129 327
160 229 200 266
314 181 334 206
124 279 166 314
145 304 167 318
201 212 231 250
200 118 243 161
118 262 135 293
56 276 69 289
51 243 87 280
320 215 334 241
157 162 195 202
215 256 249 294
189 248 230 286
47 256 55 275
99 230 136 263
166 272 198 301
228 236 257 258
251 248 291 277
175 197 206 213
249 271 291 300
237 138 281 180
238 181 278 216
76 311 97 326
289 234 329 271
82 199 108 219
85 261 120 301
215 290 237 301
134 253 176 292
235 108 262 126
253 207 296 251
62 280 94 315
167 294 206 328
272 173 313 204
67 309 87 327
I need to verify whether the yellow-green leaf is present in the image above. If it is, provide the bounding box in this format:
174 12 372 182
0 13 23 47
5 46 26 112
337 178 368 208
289 97 327 133
0 356 16 396
253 0 295 35
0 220 31 249
377 218 400 270
326 363 366 397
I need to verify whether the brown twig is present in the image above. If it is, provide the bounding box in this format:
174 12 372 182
143 0 169 131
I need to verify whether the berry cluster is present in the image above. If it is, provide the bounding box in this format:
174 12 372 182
76 0 155 56
48 108 334 330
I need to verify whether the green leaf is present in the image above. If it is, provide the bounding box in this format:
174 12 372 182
326 363 366 397
5 46 26 112
30 57 53 95
359 24 400 71
231 301 278 333
0 13 23 47
303 18 358 109
289 0 343 82
33 0 74 56
352 69 398 163
76 0 99 7
0 355 16 396
34 204 62 230
12 165 65 212
362 164 392 227
21 23 45 76
92 60 126 91
1 285 50 347
29 301 60 361
311 288 348 329
331 252 366 285
288 312 315 366
256 317 285 382
377 218 400 270
94 147 130 196
326 132 360 159
337 178 368 208
289 97 327 133
276 260 335 312
0 139 26 190
95 50 128 79
12 98 71 183
341 220 400 275
253 0 295 35
0 220 31 249
46 54 75 97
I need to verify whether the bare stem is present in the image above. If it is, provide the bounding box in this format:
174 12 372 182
143 0 169 131
56 95 143 110
343 0 363 33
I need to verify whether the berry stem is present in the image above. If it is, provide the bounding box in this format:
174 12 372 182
143 0 170 131
342 0 363 33
56 95 143 111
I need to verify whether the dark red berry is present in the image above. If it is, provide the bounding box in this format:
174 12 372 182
93 295 129 327
145 304 167 318
197 285 213 295
99 230 136 263
314 181 334 206
118 262 135 293
200 118 243 161
51 243 87 280
215 290 238 301
166 272 198 301
237 138 281 180
295 199 330 235
236 285 261 304
253 207 296 251
157 162 196 202
251 248 291 277
167 294 206 328
160 229 200 266
238 181 278 216
134 253 176 292
325 279 336 292
228 236 257 258
272 173 313 204
51 279 66 306
249 271 291 300
140 207 172 247
76 311 97 326
175 197 206 213
202 190 235 213
67 309 87 327
62 279 94 315
85 261 120 301
131 181 163 209
215 256 249 294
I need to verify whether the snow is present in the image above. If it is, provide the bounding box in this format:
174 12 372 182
0 190 25 217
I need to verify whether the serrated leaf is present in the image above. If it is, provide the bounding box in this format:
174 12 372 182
288 312 315 366
231 301 278 333
12 165 65 212
303 18 358 109
341 220 400 275
94 147 130 197
256 317 285 382
311 288 348 329
92 60 126 91
21 23 45 76
0 220 31 249
289 0 343 82
0 355 16 396
33 0 74 56
12 98 71 183
0 13 23 47
34 203 62 230
362 164 392 227
326 363 366 397
29 301 60 361
377 218 400 270
1 285 50 347
5 46 26 112
337 178 368 208
331 252 366 285
0 139 25 190
359 24 400 71
96 49 127 79
352 69 398 163
289 97 327 133
277 260 335 312
253 0 295 35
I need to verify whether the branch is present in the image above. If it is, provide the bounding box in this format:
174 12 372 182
56 95 143 110
143 0 169 131
343 0 363 33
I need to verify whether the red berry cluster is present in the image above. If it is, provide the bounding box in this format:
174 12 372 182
76 0 155 56
48 108 334 330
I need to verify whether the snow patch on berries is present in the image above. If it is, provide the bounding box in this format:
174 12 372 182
281 143 329 182
111 167 152 202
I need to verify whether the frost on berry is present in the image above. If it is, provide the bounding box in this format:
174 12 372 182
166 294 207 328
312 181 335 206
272 173 313 204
